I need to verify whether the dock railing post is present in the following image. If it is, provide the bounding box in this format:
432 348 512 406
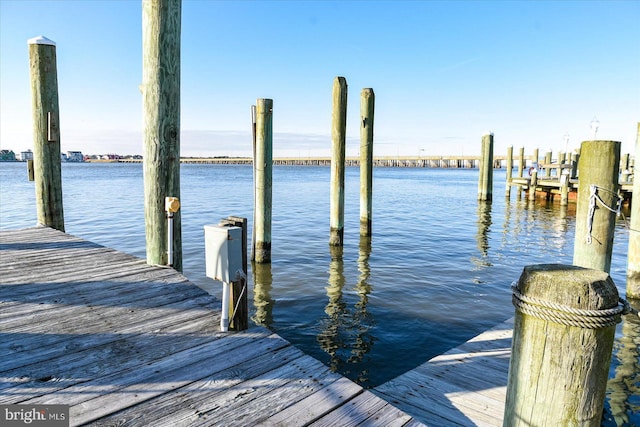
142 0 182 270
28 36 64 232
573 140 621 273
477 132 494 201
505 146 513 198
254 99 273 263
359 88 374 237
504 264 620 426
330 76 347 246
627 123 640 298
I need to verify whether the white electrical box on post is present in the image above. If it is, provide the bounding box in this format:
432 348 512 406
204 224 243 331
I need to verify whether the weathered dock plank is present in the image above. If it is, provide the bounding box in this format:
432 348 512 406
0 227 423 426
374 319 513 426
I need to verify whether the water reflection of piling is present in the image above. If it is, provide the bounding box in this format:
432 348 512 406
317 243 375 385
251 262 274 328
476 201 492 258
606 299 640 425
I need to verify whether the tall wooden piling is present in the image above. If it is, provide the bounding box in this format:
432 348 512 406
627 123 640 298
330 77 347 246
28 36 64 231
573 140 621 273
359 88 374 236
477 133 493 201
517 147 525 178
504 264 620 426
142 0 182 270
254 98 273 263
505 146 513 197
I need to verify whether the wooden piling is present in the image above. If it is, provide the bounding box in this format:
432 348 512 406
517 147 525 178
504 264 620 426
254 98 273 263
219 216 248 331
359 88 374 236
573 140 621 273
28 36 64 231
330 76 347 246
627 123 640 298
544 151 552 177
560 170 570 206
477 133 493 201
532 148 539 167
528 169 537 201
142 0 182 270
505 146 513 197
27 159 34 181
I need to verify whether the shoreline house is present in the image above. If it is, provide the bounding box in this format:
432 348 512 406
62 151 84 162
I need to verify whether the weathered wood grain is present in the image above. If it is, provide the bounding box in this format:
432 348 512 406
1 228 423 426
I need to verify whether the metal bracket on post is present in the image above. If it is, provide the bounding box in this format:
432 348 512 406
165 197 180 266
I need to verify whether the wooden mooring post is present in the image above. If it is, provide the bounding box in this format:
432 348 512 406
219 216 248 331
573 140 621 273
142 0 182 270
505 146 513 198
254 98 273 263
504 264 620 426
627 122 640 298
330 76 347 246
359 88 374 236
27 159 34 182
477 132 493 201
28 36 64 231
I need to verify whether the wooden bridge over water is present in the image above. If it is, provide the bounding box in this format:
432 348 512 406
1 227 512 426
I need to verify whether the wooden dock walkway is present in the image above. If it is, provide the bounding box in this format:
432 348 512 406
0 227 423 426
374 319 513 427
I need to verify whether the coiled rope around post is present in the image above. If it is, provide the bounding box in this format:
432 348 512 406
511 284 639 329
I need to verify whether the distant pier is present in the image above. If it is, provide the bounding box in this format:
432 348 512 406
118 155 507 168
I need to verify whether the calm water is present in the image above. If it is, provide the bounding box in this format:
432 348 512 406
1 162 638 425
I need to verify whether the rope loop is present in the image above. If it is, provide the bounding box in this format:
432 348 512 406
585 185 623 245
510 285 634 329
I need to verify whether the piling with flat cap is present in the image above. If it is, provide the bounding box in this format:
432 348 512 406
254 98 273 263
477 133 493 201
330 76 347 246
359 88 374 236
573 140 621 273
627 123 640 298
28 36 64 231
505 146 513 197
504 264 621 426
142 0 182 270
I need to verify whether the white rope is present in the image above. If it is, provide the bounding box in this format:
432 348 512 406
585 185 623 245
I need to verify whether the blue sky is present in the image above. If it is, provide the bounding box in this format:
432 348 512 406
1 0 638 158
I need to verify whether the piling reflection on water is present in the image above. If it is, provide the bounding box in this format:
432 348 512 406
317 241 375 386
604 299 640 426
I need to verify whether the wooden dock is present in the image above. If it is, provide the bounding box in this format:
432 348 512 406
373 319 512 427
0 227 423 426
